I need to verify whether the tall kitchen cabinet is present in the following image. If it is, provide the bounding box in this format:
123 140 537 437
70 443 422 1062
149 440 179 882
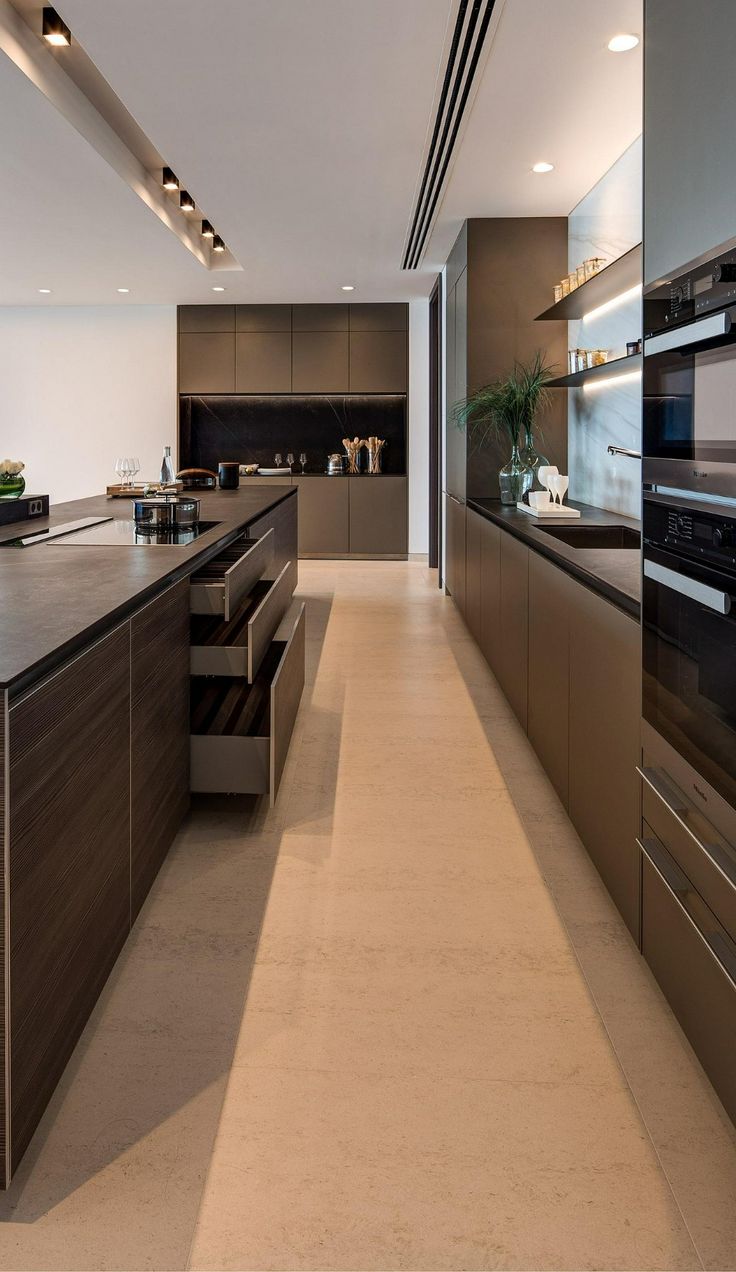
644 0 736 285
444 226 467 605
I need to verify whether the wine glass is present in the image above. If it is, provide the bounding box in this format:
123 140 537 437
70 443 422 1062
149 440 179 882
550 474 569 505
274 452 282 469
129 457 140 486
286 452 295 472
299 452 307 474
114 457 126 487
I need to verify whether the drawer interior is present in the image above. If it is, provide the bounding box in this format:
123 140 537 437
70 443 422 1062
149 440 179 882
191 540 257 582
190 580 272 651
190 641 284 739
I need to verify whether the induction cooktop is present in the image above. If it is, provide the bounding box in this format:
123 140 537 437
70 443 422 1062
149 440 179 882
47 518 221 546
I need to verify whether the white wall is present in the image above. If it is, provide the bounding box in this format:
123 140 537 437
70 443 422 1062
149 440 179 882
0 306 177 503
568 138 642 518
408 298 429 555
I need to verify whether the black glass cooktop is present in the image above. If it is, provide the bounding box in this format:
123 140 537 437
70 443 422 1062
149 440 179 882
46 518 221 547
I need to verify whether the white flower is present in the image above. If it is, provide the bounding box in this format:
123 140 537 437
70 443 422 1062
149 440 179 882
0 460 24 476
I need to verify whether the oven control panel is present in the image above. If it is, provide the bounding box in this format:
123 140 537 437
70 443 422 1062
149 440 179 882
646 499 736 570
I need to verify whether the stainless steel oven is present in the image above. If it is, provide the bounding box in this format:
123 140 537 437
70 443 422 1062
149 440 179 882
644 242 736 498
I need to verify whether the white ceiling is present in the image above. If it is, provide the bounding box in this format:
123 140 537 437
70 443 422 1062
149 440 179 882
0 0 642 306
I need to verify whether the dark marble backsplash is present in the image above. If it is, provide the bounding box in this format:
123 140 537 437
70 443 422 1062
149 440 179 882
179 394 407 474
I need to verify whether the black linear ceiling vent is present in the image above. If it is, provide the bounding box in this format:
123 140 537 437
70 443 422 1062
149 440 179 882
402 0 497 270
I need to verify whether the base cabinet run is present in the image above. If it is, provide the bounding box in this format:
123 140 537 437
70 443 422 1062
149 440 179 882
462 507 641 938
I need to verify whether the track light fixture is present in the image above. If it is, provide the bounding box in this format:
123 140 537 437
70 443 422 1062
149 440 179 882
212 235 226 253
179 190 195 212
162 167 179 190
42 7 71 45
201 220 215 238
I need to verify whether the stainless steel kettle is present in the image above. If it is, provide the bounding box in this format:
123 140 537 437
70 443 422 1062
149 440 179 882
327 453 345 476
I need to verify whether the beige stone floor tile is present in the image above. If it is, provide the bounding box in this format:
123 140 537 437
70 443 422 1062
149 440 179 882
188 1069 699 1272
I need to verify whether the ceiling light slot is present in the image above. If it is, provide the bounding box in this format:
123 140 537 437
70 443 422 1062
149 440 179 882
42 6 70 45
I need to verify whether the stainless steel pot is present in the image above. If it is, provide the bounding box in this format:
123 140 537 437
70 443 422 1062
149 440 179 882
132 494 200 529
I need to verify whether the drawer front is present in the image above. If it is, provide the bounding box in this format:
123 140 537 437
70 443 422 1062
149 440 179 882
190 530 274 618
191 734 270 795
249 561 294 682
641 767 736 943
270 601 306 803
641 839 736 1124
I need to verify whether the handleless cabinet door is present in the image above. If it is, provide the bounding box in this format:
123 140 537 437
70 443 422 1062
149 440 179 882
348 476 407 556
130 581 190 922
292 477 349 555
569 586 641 936
235 333 292 392
8 625 131 1176
479 514 501 674
179 332 235 393
236 304 291 332
464 508 483 642
528 551 573 807
292 304 348 331
445 495 466 615
349 331 408 392
349 303 408 331
178 304 235 332
496 532 528 728
292 332 349 392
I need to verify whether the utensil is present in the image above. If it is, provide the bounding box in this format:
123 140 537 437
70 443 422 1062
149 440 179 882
177 467 217 490
365 436 386 474
342 437 364 474
132 493 200 529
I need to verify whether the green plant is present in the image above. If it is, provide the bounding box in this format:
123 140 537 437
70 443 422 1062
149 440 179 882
454 352 556 454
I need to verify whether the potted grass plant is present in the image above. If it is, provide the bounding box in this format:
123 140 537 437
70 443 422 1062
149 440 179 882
454 353 555 504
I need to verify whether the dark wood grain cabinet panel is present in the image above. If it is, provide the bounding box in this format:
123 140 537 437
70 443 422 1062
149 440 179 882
236 304 291 332
349 331 407 392
292 332 349 392
130 582 190 922
292 304 349 331
292 478 349 555
178 304 235 332
464 508 483 643
497 532 529 728
235 333 292 393
349 303 407 331
445 495 466 615
568 586 641 937
8 626 131 1175
527 551 574 807
479 514 501 674
247 490 299 585
179 332 235 393
348 476 407 556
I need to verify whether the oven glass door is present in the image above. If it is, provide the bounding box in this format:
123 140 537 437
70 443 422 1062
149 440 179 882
644 341 736 463
643 545 736 807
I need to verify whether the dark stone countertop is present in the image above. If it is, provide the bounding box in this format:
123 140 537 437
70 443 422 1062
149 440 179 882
467 497 641 620
0 485 296 692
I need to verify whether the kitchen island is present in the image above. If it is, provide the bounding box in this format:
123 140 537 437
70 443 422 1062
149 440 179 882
0 484 300 1187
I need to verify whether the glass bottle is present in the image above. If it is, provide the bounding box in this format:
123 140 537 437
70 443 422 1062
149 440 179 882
498 443 532 505
519 429 550 491
160 445 175 485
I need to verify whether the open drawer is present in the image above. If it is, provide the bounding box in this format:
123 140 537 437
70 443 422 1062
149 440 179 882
190 600 305 804
190 529 274 620
190 560 294 682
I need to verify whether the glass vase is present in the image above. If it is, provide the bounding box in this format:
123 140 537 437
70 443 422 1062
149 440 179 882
498 445 532 505
519 431 550 492
0 474 25 500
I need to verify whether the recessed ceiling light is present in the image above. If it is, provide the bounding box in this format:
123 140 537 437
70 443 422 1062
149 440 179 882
341 284 355 291
608 33 639 52
38 288 52 294
212 235 225 253
42 6 71 45
162 166 178 190
532 161 554 174
117 287 130 294
179 190 195 212
201 220 215 238
212 286 226 292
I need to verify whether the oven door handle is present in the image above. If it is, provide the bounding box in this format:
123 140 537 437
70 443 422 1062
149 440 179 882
645 309 736 356
644 558 732 613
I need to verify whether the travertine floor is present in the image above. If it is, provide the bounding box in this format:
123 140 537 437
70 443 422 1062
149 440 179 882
0 560 735 1271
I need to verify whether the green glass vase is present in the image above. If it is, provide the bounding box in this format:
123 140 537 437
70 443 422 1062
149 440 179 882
0 474 25 500
498 444 532 505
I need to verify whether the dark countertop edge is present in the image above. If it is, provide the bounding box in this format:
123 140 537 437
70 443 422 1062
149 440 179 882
3 487 297 697
466 497 641 622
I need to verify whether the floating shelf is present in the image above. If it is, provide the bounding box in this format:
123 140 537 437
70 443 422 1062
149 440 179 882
536 243 642 322
547 353 642 389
